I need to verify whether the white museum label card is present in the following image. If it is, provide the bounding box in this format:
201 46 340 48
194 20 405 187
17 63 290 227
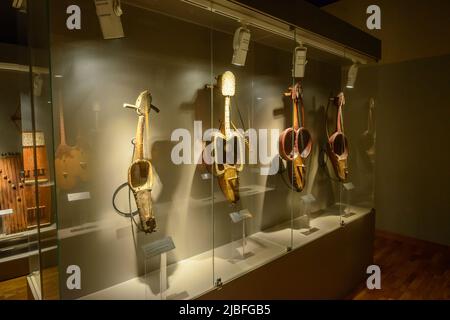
343 182 355 191
67 192 91 202
0 208 13 216
201 173 212 180
301 194 316 204
142 236 175 258
229 209 253 223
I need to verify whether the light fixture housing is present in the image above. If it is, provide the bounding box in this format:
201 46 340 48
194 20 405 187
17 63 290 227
94 0 124 40
293 44 308 78
33 73 43 97
12 0 26 12
346 63 359 89
232 26 251 66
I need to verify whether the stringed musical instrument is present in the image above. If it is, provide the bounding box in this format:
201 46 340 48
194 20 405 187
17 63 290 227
0 153 27 234
124 90 159 233
54 92 89 191
361 98 375 165
22 131 52 229
279 82 313 192
212 71 244 204
326 92 349 182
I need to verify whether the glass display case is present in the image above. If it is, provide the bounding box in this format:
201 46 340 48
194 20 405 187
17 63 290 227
1 0 378 300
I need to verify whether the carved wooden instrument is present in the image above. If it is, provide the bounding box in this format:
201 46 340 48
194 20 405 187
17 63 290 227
212 71 244 204
361 98 375 164
0 153 27 234
279 82 312 192
124 90 159 233
22 132 52 229
326 92 349 182
54 92 89 190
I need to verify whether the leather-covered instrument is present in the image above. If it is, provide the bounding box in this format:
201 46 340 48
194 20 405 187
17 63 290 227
212 71 244 204
279 82 312 191
54 92 89 190
326 92 349 182
124 91 159 233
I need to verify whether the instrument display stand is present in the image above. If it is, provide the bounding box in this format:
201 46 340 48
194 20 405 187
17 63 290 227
340 182 356 218
299 194 319 236
229 209 253 259
142 236 175 300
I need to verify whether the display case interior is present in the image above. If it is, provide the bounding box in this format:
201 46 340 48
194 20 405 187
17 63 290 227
0 0 57 300
43 0 378 299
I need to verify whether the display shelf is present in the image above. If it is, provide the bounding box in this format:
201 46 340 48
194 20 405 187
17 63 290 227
80 204 372 300
257 204 373 250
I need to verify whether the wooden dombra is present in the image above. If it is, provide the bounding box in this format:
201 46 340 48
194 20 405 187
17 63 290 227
212 71 244 204
279 81 313 192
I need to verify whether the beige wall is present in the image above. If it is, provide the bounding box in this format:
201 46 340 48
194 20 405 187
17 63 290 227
326 0 450 245
324 0 450 64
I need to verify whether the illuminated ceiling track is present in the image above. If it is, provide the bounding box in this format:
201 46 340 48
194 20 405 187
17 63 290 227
180 0 374 64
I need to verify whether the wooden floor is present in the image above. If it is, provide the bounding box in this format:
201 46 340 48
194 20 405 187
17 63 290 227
1 232 449 300
347 230 450 300
0 267 59 300
0 275 28 300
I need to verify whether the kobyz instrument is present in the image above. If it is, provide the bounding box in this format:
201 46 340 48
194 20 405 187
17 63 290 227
279 82 312 192
361 98 375 165
54 92 88 191
326 92 349 182
212 71 244 204
125 91 158 233
0 153 27 234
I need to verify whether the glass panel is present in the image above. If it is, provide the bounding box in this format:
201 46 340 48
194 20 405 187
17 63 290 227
210 16 297 284
50 0 214 300
27 0 59 300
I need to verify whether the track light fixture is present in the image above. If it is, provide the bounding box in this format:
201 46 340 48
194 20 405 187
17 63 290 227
346 63 358 89
293 43 308 78
12 0 26 12
232 26 251 66
33 73 43 97
94 0 124 40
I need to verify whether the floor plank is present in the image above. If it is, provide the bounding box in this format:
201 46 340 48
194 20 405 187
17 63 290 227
348 230 450 300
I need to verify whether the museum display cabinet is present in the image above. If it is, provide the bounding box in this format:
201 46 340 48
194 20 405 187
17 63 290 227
0 0 379 299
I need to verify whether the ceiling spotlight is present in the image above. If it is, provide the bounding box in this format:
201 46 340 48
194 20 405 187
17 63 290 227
12 0 27 12
232 26 251 66
33 73 43 97
293 43 308 78
346 63 358 89
94 0 124 40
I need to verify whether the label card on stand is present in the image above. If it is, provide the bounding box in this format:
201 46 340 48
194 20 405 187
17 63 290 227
301 194 316 204
0 209 13 216
67 192 91 202
142 236 175 258
201 173 212 180
343 182 355 191
229 209 253 223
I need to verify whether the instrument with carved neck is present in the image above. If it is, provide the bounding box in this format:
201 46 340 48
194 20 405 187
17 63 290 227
124 90 159 233
54 92 89 190
279 82 312 191
326 92 349 182
212 71 244 204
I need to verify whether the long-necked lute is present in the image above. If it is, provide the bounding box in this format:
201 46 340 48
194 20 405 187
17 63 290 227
212 71 244 204
124 91 159 233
